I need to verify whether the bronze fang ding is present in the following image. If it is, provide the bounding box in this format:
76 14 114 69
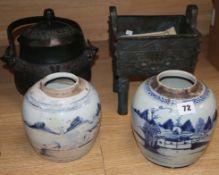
3 9 98 94
109 5 201 115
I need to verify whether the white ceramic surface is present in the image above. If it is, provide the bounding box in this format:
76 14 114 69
22 72 101 162
132 70 217 168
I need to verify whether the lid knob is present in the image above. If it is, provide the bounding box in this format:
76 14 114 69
43 8 55 26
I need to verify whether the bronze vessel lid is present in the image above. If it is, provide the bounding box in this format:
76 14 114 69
18 8 86 48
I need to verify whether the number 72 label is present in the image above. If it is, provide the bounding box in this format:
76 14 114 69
177 101 196 115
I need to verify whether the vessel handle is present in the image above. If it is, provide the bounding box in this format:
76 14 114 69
186 5 199 33
86 40 98 63
109 6 118 37
3 16 43 67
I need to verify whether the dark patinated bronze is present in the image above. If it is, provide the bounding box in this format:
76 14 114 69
3 9 98 94
109 5 201 115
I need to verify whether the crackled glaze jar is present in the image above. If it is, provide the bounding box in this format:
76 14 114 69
22 72 101 162
132 70 217 168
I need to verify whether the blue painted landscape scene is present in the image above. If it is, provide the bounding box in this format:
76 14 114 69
133 106 217 156
24 103 101 158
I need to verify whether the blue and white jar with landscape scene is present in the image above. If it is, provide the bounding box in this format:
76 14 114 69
22 72 101 162
132 70 217 168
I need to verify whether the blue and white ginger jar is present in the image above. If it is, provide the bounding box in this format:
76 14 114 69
22 72 101 162
132 70 217 168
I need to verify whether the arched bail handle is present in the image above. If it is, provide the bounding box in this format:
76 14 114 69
4 16 43 66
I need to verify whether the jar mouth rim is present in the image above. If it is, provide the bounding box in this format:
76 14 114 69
157 70 197 91
150 70 203 99
40 72 80 98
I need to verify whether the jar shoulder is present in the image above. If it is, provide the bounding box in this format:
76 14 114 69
24 79 99 108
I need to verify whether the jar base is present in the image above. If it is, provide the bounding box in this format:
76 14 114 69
137 140 204 168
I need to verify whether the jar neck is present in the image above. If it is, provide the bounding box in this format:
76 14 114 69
150 70 203 99
40 72 84 98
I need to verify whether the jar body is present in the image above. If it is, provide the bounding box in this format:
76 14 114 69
132 70 217 168
22 72 101 162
